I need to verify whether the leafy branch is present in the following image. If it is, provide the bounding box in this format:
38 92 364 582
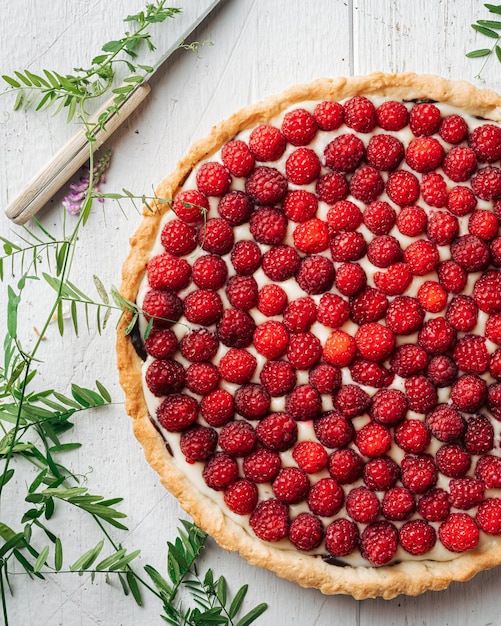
467 3 501 79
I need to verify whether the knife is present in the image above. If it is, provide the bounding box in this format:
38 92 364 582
5 0 224 224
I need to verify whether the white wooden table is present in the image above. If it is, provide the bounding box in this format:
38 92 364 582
1 1 501 624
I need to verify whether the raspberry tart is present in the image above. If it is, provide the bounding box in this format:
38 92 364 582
118 73 501 599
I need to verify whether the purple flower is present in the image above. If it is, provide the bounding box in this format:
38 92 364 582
63 149 112 215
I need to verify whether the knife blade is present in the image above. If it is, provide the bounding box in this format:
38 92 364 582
5 0 224 224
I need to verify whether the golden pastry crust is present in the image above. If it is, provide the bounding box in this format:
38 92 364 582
117 72 501 599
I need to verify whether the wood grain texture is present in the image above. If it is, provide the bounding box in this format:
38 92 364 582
1 1 500 624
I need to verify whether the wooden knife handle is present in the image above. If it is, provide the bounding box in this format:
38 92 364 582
5 82 151 224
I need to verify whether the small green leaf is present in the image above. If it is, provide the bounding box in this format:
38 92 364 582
472 23 500 37
102 40 123 52
54 538 63 571
496 44 501 62
126 571 143 606
466 48 492 57
57 299 64 336
70 540 104 572
95 380 112 403
228 585 248 619
486 3 501 15
234 603 268 626
33 545 50 573
0 533 25 558
478 18 501 28
2 75 21 88
0 523 17 542
93 275 109 304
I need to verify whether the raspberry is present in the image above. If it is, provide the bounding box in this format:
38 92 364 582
363 201 396 235
447 185 477 216
330 230 367 262
180 426 218 463
349 165 385 203
426 211 459 246
385 295 424 335
366 134 404 170
160 219 197 256
350 287 388 324
488 381 501 414
439 114 469 144
317 293 350 328
283 189 318 222
216 309 256 348
400 520 437 555
490 349 501 379
198 218 234 255
249 124 286 161
202 452 239 490
475 455 501 488
437 260 468 294
438 513 479 552
185 362 220 395
234 384 271 420
355 422 392 458
327 448 364 484
346 486 380 523
417 281 447 313
219 348 257 384
326 200 362 233
257 284 287 317
363 457 400 491
200 389 234 426
230 240 261 276
255 412 297 452
394 418 431 453
442 146 477 182
343 95 376 132
390 344 428 378
253 320 289 359
287 333 321 376
309 364 342 394
249 206 288 245
436 444 471 478
450 234 490 272
219 420 257 456
354 322 395 362
452 335 489 375
373 262 413 296
315 172 349 203
473 270 501 313
468 209 499 240
450 374 487 412
283 297 317 332
367 235 403 268
334 384 371 418
281 107 318 145
409 102 441 136
180 328 219 362
360 521 399 565
288 513 324 551
489 237 501 266
323 330 357 367
245 166 288 204
221 140 255 177
184 289 223 326
262 245 301 281
425 404 465 442
224 479 258 515
418 488 452 522
157 393 198 432
285 384 322 420
313 411 354 448
471 166 501 200
296 255 335 294
324 134 365 172
405 375 438 413
382 486 415 521
173 189 209 225
449 477 485 510
350 359 394 388
445 295 478 332
376 100 409 130
225 276 258 312
401 453 438 494
486 312 501 344
334 262 367 296
217 190 253 225
421 172 448 208
370 388 408 425
249 499 289 542
144 328 178 359
192 254 228 290
468 123 501 162
292 217 329 253
243 449 281 483
196 162 232 196
292 441 328 473
406 136 444 173
313 100 344 130
476 498 501 535
464 414 494 454
396 204 427 237
285 147 321 185
272 467 310 504
307 478 344 517
426 355 457 387
145 359 185 397
417 317 456 354
325 519 359 557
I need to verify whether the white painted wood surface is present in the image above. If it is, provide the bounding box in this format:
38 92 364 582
1 1 501 624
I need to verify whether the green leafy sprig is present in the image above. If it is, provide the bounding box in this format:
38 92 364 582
467 3 501 79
